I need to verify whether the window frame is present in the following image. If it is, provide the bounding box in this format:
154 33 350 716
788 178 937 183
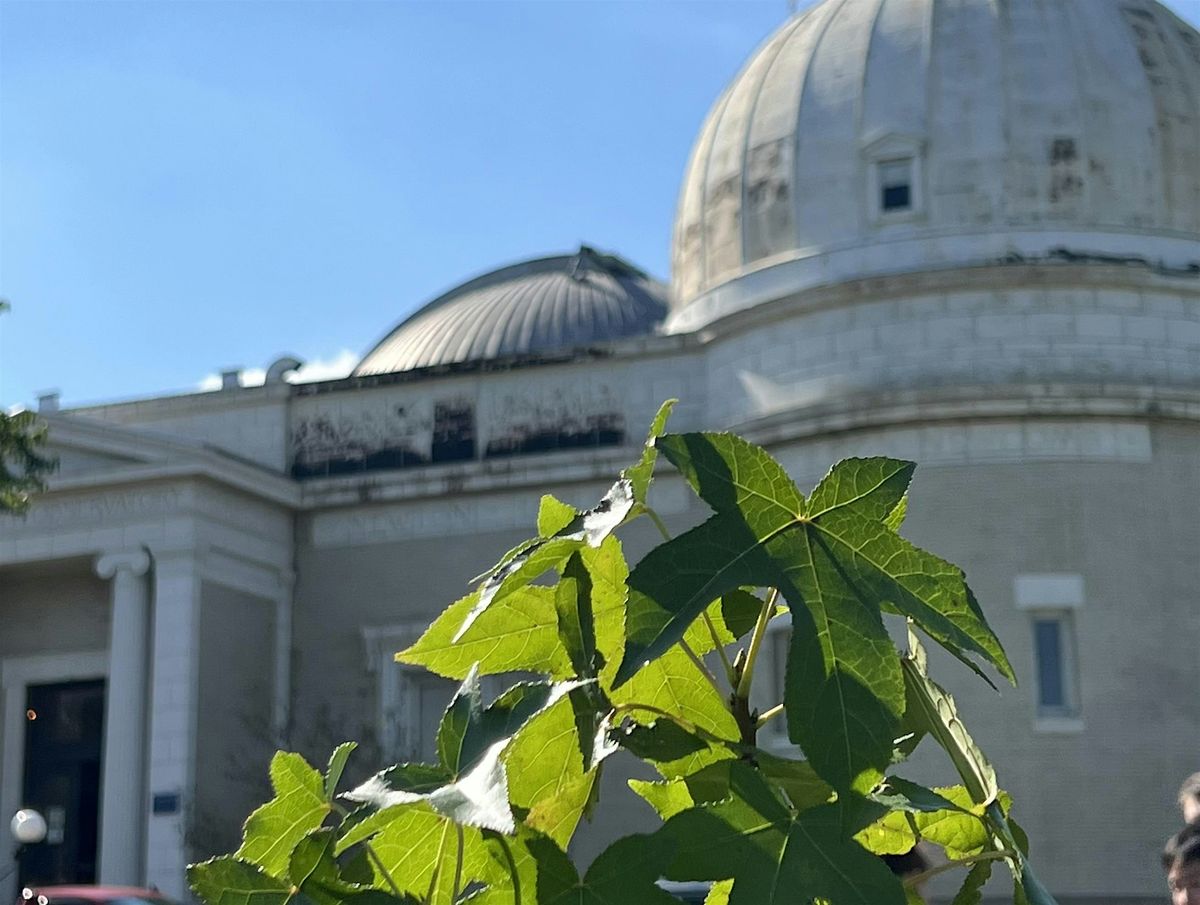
1013 574 1085 733
363 623 460 762
862 132 926 224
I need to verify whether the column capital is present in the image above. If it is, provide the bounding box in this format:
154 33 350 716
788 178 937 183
95 549 151 580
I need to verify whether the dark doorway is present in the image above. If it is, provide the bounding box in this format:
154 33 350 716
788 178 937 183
20 679 105 888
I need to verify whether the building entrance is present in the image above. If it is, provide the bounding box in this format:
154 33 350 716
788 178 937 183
19 680 105 888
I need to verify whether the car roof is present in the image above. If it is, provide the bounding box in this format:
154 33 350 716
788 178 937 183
26 887 170 901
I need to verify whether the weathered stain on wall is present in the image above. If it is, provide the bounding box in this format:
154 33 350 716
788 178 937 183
290 381 628 477
480 382 626 459
291 396 476 478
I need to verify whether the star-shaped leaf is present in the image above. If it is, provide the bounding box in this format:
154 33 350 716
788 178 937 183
346 672 581 835
236 752 331 877
454 478 635 641
288 830 417 905
657 762 904 905
398 586 573 680
189 857 294 905
336 802 492 905
617 438 1010 791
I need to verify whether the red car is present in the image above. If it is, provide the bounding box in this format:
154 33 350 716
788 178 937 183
19 887 179 905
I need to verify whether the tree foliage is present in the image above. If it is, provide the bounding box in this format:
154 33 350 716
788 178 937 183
191 401 1057 905
0 408 56 514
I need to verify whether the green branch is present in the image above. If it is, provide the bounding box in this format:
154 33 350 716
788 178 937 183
901 849 1016 889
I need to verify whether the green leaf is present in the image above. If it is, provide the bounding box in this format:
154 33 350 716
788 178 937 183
555 553 597 678
444 671 583 776
1015 862 1059 905
704 880 733 905
338 803 492 905
617 436 904 791
901 627 998 806
541 832 682 905
629 760 740 821
855 784 1007 860
288 830 415 905
503 695 613 849
807 457 915 521
753 751 834 812
438 667 483 775
584 536 629 691
681 590 766 656
658 763 905 905
236 752 331 878
538 494 578 537
524 769 600 848
324 743 357 801
455 479 635 641
624 398 677 506
474 828 680 905
398 586 572 680
616 720 709 765
618 436 1012 791
629 778 698 821
189 857 293 905
950 859 993 905
610 645 740 777
883 493 908 533
350 678 580 834
346 741 514 834
504 696 585 815
813 509 1014 685
870 776 969 815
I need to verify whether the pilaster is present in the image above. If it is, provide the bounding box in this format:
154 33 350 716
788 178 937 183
94 549 152 886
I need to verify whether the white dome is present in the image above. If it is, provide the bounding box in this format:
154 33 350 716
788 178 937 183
670 0 1200 331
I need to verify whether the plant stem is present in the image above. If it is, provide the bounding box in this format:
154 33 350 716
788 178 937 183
755 703 784 728
364 842 405 900
452 824 464 904
646 507 673 542
610 702 732 746
679 637 724 695
702 611 737 683
492 833 520 905
736 588 778 701
425 821 451 904
902 849 1016 889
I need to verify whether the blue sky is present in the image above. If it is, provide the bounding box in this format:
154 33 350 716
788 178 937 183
2 0 1198 409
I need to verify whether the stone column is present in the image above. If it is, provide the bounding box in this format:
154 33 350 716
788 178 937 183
144 551 201 899
95 549 152 885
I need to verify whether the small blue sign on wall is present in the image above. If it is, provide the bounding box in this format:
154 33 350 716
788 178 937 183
152 792 180 815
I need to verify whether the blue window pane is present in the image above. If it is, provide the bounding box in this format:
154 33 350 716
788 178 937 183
1034 619 1065 709
882 184 911 211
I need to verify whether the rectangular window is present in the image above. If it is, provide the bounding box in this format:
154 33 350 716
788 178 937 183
879 159 912 212
1031 612 1078 718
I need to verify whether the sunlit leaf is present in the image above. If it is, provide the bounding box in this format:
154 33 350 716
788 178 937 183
455 479 635 641
236 753 331 877
324 743 357 801
288 829 415 905
901 628 998 806
624 399 677 506
399 587 572 680
188 857 293 905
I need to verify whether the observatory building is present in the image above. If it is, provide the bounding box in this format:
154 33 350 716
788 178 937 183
2 0 1197 902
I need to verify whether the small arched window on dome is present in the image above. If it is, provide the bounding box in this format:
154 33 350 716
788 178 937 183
863 132 925 223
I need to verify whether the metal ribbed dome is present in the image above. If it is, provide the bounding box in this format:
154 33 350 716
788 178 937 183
670 0 1200 330
354 247 668 375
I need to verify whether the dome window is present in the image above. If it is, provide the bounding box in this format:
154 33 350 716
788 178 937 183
879 159 913 212
862 132 925 224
